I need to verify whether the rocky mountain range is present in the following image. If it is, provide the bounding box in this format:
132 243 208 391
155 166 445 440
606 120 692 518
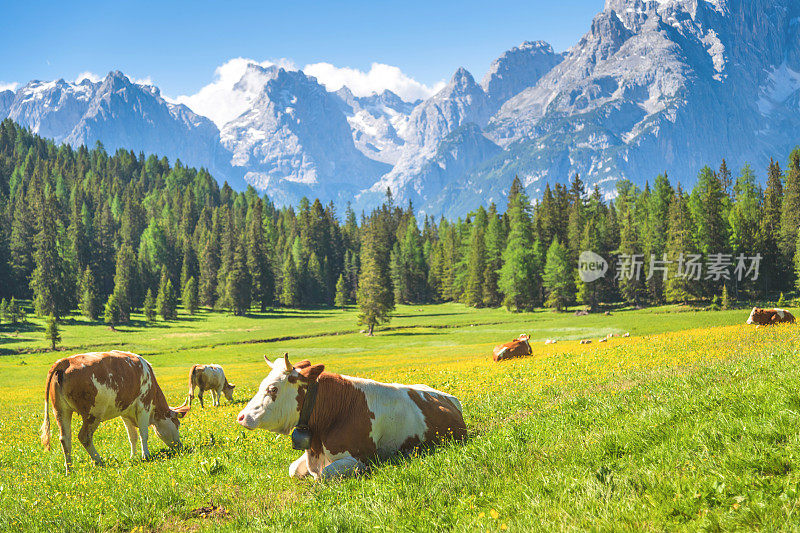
2 0 799 217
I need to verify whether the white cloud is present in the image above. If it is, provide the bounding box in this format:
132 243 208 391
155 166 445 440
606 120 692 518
175 57 442 127
131 75 154 86
175 57 296 128
303 62 444 101
75 71 101 83
0 81 18 92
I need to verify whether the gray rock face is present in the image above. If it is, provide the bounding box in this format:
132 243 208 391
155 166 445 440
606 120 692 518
332 87 417 165
220 66 389 206
481 40 564 109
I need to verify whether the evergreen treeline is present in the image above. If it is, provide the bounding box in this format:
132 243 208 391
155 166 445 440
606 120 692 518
0 119 799 325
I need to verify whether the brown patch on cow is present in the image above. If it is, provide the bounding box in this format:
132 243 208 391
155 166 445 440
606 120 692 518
748 308 796 325
407 390 467 444
492 338 532 362
306 372 377 461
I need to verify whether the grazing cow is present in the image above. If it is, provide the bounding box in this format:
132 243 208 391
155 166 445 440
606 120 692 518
544 339 557 345
598 338 607 343
41 350 190 473
492 334 532 362
237 354 467 480
747 307 796 325
579 339 592 345
187 364 235 407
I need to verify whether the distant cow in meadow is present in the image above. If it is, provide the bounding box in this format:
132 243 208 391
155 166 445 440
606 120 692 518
492 334 531 362
41 351 190 473
187 364 235 407
237 353 467 480
746 307 796 325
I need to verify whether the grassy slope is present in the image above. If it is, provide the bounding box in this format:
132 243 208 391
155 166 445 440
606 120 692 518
0 304 798 531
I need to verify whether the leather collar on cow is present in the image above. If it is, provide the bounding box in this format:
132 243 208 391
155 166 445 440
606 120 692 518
291 379 319 450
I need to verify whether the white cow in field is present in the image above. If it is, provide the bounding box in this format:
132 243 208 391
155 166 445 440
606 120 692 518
41 351 190 473
187 364 235 407
237 354 467 480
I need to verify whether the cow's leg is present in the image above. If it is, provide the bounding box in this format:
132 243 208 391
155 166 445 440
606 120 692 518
320 456 366 479
77 415 104 467
55 409 73 473
289 452 310 478
213 388 220 406
137 413 150 460
122 417 139 459
198 389 204 408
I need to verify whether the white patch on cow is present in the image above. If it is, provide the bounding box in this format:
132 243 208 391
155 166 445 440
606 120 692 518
747 307 757 324
89 376 123 420
496 347 509 360
776 309 786 319
237 358 300 433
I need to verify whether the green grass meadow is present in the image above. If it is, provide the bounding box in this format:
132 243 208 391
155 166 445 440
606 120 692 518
1 303 799 531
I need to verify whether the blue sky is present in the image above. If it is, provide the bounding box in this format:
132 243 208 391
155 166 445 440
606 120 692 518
2 0 602 98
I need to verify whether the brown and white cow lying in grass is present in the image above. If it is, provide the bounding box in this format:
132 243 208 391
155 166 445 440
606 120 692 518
746 307 796 325
187 364 235 407
237 354 467 480
492 334 531 362
41 350 190 473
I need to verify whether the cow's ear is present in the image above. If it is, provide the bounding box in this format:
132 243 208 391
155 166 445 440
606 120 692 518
298 364 324 382
264 355 274 368
171 404 191 418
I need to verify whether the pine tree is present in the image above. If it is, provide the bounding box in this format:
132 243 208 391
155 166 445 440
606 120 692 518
721 284 731 310
463 224 486 307
280 255 300 307
729 164 762 298
79 267 99 321
199 212 221 307
499 178 541 311
575 218 603 311
183 276 198 315
104 293 122 326
143 289 156 322
0 298 6 323
690 166 729 296
334 274 348 308
247 199 274 311
30 190 71 318
665 186 696 303
644 174 673 303
225 242 252 315
778 292 786 308
759 159 784 296
617 181 645 305
482 204 504 307
7 297 24 324
356 223 394 335
156 268 178 320
111 244 136 323
45 315 61 350
780 149 800 262
543 239 572 311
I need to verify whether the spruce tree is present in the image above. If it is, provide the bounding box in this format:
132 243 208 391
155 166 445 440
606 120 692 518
780 149 800 262
759 159 784 296
356 223 394 335
104 293 121 326
30 190 70 318
156 268 178 320
543 239 572 311
45 315 61 350
690 166 729 296
225 242 252 315
482 204 504 307
247 199 274 311
183 276 198 315
0 298 6 323
143 288 156 322
665 186 696 303
199 212 221 307
280 255 300 307
334 274 348 309
79 267 99 321
576 218 603 311
111 244 136 323
729 165 762 298
499 178 541 311
463 224 486 307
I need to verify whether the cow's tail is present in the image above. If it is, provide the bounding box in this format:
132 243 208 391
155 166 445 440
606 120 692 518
41 359 68 450
187 364 199 405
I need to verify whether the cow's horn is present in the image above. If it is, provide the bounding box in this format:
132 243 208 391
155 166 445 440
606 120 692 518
284 352 292 371
264 354 273 368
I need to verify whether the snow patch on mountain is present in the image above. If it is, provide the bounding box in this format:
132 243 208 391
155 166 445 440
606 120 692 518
757 63 800 114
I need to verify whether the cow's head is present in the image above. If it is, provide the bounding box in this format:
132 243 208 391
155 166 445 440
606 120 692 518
223 381 236 401
747 307 765 325
237 353 324 433
517 334 530 342
153 404 191 447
